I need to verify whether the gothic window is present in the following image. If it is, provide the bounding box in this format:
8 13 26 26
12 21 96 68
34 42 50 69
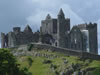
55 42 57 46
75 44 77 49
71 43 74 49
79 42 80 48
75 38 77 44
46 23 48 26
74 29 76 32
74 33 77 44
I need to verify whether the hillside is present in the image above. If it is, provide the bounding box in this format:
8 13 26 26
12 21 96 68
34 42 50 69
10 46 100 75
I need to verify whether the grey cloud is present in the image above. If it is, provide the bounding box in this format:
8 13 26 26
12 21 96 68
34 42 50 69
0 0 37 33
65 0 100 22
1 0 99 33
26 0 84 29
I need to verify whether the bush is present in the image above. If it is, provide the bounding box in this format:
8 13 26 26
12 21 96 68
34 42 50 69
50 64 57 70
92 67 100 75
27 57 33 68
43 59 52 64
19 67 32 75
27 44 34 51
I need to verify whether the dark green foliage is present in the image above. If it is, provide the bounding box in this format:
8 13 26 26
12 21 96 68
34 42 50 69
27 44 34 51
0 48 32 75
27 57 33 68
50 64 57 70
0 48 17 75
71 63 82 71
92 67 100 75
19 67 32 75
55 70 59 75
43 59 52 64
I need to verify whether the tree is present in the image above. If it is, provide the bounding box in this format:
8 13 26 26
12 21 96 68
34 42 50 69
0 48 32 75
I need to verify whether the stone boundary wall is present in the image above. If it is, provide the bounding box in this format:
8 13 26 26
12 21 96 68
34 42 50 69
18 43 100 60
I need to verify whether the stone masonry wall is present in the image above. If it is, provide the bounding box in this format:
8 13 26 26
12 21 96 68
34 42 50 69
18 43 100 60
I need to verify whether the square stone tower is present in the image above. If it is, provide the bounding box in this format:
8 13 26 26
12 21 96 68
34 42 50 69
57 9 70 48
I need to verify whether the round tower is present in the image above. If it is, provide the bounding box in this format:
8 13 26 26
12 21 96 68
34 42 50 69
13 27 21 34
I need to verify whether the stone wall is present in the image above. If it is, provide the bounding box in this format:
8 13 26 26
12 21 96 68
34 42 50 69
18 43 100 60
87 23 98 54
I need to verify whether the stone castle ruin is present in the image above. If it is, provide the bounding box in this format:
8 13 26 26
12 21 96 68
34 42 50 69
1 9 98 55
1 25 40 48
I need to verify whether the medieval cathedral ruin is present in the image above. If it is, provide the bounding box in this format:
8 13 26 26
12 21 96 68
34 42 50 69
1 9 98 55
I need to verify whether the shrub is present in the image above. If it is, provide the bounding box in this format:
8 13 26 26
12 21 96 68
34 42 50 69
50 64 57 70
92 67 100 75
43 59 52 64
27 57 33 68
27 44 34 51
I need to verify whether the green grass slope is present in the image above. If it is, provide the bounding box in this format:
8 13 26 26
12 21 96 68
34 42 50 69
16 49 100 75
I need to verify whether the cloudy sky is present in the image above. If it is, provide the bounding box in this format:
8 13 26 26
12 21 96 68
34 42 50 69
0 0 100 54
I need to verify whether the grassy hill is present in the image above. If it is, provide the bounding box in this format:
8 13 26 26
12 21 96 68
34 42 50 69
13 48 100 75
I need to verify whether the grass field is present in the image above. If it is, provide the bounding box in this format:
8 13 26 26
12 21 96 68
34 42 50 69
17 50 100 75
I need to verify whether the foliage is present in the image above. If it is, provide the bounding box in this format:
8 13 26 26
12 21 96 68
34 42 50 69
27 44 33 51
1 48 100 75
0 48 32 75
27 57 33 68
50 64 57 70
0 48 17 75
43 59 52 64
19 67 32 75
92 66 100 75
18 50 100 75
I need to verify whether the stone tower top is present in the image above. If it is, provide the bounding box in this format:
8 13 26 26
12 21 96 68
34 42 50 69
46 14 51 20
13 27 21 34
24 25 32 32
58 8 65 16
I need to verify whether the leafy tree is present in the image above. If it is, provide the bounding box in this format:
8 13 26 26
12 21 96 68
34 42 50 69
0 48 32 75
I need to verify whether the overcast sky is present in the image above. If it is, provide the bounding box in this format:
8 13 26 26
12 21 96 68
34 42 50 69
0 0 100 54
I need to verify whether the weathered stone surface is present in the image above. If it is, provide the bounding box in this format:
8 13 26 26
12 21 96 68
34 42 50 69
14 43 100 60
61 68 74 75
1 9 98 55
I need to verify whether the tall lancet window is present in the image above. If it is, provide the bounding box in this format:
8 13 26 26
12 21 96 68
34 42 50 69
74 30 77 44
82 30 90 52
74 29 77 49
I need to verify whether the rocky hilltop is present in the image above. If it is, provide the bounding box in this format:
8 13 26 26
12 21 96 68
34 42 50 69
9 44 100 75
